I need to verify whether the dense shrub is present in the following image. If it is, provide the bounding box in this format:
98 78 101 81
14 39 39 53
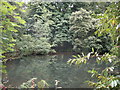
16 35 53 55
69 8 95 53
69 8 112 54
84 35 113 54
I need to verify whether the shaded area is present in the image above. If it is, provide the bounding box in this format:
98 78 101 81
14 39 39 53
3 52 106 88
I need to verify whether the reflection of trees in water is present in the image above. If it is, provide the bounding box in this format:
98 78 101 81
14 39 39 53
5 54 106 88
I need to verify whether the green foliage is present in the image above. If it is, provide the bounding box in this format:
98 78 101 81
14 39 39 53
67 53 90 66
1 1 118 88
22 2 111 53
26 2 108 48
95 3 120 41
87 68 120 89
0 1 26 54
68 49 120 89
0 1 24 54
67 49 95 66
26 2 72 48
69 7 113 54
69 8 96 52
25 1 54 36
16 35 53 55
68 2 120 89
1 1 110 58
49 3 72 46
0 1 26 73
95 2 120 56
32 19 54 41
15 1 56 56
50 2 109 47
92 3 120 89
84 35 113 53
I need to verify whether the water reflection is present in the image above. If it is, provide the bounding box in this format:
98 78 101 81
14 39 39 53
4 53 105 88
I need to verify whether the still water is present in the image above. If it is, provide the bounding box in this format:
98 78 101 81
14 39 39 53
4 52 105 88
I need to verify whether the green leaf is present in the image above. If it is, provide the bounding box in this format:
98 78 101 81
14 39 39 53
14 16 26 24
10 22 21 27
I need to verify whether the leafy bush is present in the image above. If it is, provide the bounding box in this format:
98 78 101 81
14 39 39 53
84 35 113 54
69 8 112 54
16 35 53 55
69 8 96 53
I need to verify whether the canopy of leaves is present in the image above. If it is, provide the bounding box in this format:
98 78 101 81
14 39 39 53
0 1 26 59
69 8 112 53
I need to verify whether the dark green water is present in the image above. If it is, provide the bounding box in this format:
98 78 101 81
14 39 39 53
4 52 105 88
